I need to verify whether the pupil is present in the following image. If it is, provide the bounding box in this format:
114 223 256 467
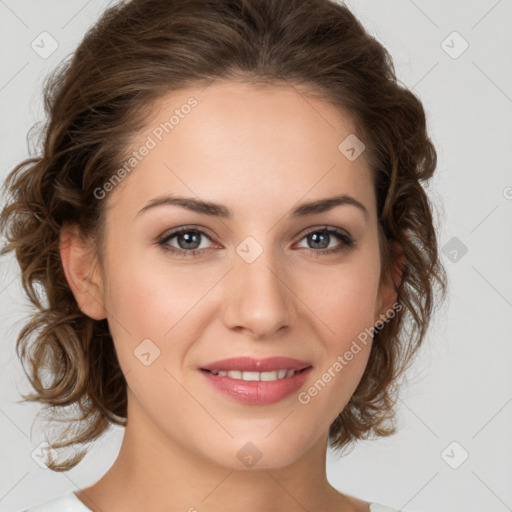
309 231 329 249
178 232 200 250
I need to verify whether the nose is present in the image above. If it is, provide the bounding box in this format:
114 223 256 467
222 245 294 339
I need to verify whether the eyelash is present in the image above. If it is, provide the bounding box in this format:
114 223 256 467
157 225 356 258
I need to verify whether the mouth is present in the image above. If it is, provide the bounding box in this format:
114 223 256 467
199 356 313 405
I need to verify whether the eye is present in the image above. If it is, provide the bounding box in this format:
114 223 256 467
295 226 356 257
157 225 356 258
157 226 215 258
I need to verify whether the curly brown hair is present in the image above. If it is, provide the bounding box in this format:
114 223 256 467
0 0 447 471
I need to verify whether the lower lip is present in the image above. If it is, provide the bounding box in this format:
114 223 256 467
200 368 312 405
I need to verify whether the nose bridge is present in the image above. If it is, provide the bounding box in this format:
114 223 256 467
223 236 293 337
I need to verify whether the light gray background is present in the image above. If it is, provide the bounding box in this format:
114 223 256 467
1 1 511 511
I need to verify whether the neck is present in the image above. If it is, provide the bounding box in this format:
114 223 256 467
76 391 359 512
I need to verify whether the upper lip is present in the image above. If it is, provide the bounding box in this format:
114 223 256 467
200 357 312 372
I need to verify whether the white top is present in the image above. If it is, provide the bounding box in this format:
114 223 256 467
18 491 402 512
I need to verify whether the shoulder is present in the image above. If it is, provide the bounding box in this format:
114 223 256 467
369 503 403 512
14 492 92 512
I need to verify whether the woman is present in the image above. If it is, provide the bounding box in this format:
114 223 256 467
0 0 447 511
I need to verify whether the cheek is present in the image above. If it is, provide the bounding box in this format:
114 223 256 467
301 256 379 407
102 247 214 368
305 256 380 343
100 245 167 367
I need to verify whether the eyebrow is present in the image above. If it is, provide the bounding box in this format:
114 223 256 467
136 193 369 221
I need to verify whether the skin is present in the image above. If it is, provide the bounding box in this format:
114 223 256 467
60 80 401 512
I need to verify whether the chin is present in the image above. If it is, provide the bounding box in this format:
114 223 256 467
190 431 316 471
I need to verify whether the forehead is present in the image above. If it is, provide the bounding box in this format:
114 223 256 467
105 80 376 221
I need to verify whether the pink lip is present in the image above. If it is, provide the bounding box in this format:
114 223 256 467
199 357 313 405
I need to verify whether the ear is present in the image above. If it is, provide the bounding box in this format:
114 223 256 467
59 223 107 320
374 240 405 325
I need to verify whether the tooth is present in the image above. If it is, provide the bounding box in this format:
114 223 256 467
241 371 260 381
210 369 298 381
260 371 278 381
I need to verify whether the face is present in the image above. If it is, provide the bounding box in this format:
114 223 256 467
69 80 396 470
